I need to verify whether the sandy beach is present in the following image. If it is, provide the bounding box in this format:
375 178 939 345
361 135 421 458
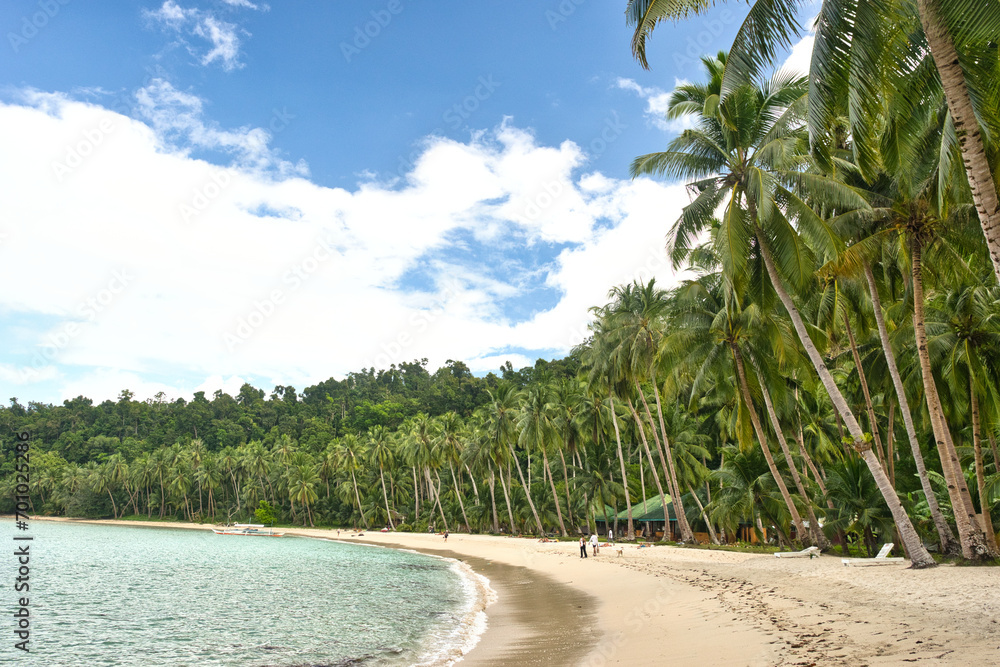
37 519 1000 666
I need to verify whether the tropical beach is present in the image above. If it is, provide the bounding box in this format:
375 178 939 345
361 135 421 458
4 1 1000 666
31 518 1000 666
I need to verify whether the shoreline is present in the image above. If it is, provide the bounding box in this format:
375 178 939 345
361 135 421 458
30 518 1000 665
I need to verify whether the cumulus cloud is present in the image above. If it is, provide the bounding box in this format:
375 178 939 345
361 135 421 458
0 91 688 404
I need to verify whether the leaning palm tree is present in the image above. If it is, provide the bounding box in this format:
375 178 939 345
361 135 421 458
632 63 935 565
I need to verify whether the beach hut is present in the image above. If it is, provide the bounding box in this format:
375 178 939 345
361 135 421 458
595 497 677 540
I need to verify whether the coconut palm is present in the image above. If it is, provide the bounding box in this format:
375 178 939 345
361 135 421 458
625 0 1000 282
517 381 567 536
367 426 396 529
483 384 545 535
632 61 935 565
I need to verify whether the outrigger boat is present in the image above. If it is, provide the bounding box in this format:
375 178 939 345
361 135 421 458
212 523 285 537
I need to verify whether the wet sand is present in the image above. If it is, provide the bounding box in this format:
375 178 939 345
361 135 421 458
374 543 597 666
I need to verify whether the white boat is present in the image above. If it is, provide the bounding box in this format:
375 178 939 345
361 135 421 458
212 523 285 537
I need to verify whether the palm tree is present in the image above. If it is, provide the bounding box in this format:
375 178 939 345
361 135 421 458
367 426 396 529
287 461 320 527
625 0 1000 282
632 62 935 565
517 382 567 536
580 317 637 540
483 384 545 535
338 434 368 528
935 282 1000 553
606 279 696 541
438 412 472 532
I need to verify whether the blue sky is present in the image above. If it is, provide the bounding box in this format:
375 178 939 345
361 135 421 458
0 1 816 405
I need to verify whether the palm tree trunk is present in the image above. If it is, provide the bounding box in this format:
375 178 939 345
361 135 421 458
758 377 830 549
627 398 670 541
507 442 544 535
542 448 567 536
228 470 241 513
843 313 887 468
637 382 694 540
557 448 574 526
379 466 395 529
887 399 896 488
412 466 420 521
758 237 935 567
917 0 1000 283
911 240 995 559
688 487 720 544
433 470 449 532
351 469 367 528
732 344 808 542
863 260 954 551
449 462 470 532
970 379 999 553
464 464 480 504
488 471 499 533
648 378 695 540
608 392 635 540
158 472 166 519
496 463 516 532
107 489 118 519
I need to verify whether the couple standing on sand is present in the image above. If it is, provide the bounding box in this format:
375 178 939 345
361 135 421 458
579 534 599 558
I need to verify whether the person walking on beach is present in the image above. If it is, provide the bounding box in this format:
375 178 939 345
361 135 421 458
444 530 449 541
608 529 613 545
579 536 587 558
590 533 599 556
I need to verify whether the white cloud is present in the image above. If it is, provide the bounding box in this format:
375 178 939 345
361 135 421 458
147 0 193 25
0 92 690 404
222 0 263 9
616 77 696 134
145 1 251 72
134 78 306 175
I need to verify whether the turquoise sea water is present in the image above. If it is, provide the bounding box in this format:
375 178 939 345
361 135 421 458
6 522 480 666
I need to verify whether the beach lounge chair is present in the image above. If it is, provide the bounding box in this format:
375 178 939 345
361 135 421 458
774 546 820 558
841 542 905 566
